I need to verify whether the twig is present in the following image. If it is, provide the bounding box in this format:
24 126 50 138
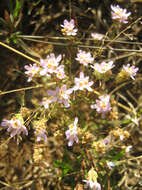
0 85 43 96
118 155 142 164
20 38 142 53
0 42 40 64
105 16 142 48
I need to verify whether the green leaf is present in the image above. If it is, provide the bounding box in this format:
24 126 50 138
13 0 22 19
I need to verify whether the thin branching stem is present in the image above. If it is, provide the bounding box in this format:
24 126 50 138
0 42 40 64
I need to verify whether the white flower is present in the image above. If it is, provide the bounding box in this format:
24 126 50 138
111 5 131 23
47 85 73 108
1 119 28 137
91 94 111 118
91 61 114 73
107 162 116 170
74 72 94 91
125 145 132 153
123 64 139 80
65 117 79 146
91 33 104 40
24 64 39 82
61 19 78 36
75 50 94 66
40 53 62 75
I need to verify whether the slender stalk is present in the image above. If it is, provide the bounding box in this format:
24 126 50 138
0 85 43 96
0 42 40 64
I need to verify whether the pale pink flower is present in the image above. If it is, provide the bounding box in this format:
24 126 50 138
34 128 47 142
75 50 94 66
61 19 78 36
47 85 73 108
91 33 104 40
91 94 111 117
1 119 28 137
123 64 139 80
65 117 79 146
107 162 116 170
74 72 94 91
111 5 131 23
40 53 62 75
91 61 114 73
40 97 53 109
24 63 39 82
56 65 66 79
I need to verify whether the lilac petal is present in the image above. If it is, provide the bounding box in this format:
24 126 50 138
80 72 84 78
74 117 78 125
63 100 70 108
68 139 74 146
47 90 57 96
91 104 96 109
10 130 17 137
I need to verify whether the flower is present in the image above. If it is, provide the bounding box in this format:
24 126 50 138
24 63 39 82
107 161 116 170
91 33 104 40
75 50 94 66
123 64 139 80
1 118 28 137
91 94 111 117
74 72 94 91
65 117 79 146
40 53 62 75
34 128 47 142
83 168 101 190
61 19 78 36
111 5 131 23
91 61 114 73
40 97 53 109
56 65 66 79
47 85 73 108
125 145 132 153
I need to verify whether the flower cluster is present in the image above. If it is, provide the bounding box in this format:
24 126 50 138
1 118 28 137
75 49 94 66
61 19 78 36
25 53 66 82
40 53 66 79
111 5 131 23
65 117 79 146
91 94 111 118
